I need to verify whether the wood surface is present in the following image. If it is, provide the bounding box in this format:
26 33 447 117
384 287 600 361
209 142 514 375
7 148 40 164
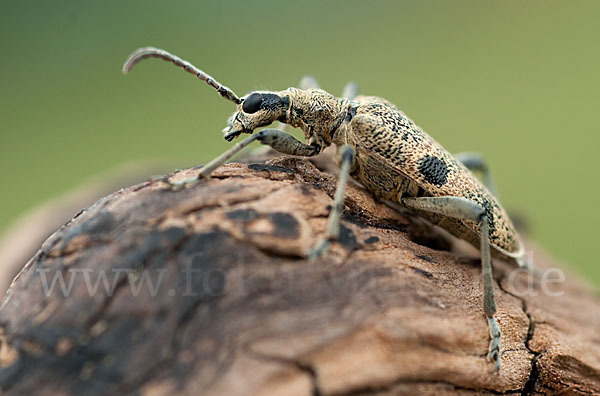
0 154 598 395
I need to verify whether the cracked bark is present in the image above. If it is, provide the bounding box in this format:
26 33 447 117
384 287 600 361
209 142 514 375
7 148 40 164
0 153 598 396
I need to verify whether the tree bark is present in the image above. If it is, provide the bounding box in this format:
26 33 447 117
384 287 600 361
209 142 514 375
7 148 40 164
0 154 598 395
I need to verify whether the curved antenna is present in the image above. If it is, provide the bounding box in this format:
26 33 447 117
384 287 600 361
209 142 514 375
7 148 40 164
122 47 241 105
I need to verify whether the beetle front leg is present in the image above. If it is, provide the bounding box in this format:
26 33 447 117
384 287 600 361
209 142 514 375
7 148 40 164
171 129 322 189
168 133 263 188
308 145 356 260
255 129 322 157
401 196 501 371
198 129 319 177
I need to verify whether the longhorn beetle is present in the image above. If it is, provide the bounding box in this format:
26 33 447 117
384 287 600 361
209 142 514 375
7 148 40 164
123 47 526 371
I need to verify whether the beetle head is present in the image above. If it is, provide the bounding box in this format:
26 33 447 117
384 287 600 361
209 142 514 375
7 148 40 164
223 92 288 141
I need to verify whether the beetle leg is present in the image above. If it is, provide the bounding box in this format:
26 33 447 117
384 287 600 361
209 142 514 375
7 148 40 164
300 75 359 100
169 133 263 188
196 133 262 178
342 81 359 100
308 145 356 260
255 129 322 156
401 196 501 371
202 129 320 176
170 129 322 189
454 152 499 199
299 75 320 90
453 153 534 270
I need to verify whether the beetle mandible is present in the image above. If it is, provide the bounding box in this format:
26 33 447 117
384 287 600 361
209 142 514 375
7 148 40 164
122 47 527 372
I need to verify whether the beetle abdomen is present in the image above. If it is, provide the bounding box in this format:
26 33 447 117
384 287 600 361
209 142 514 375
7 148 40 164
347 102 523 257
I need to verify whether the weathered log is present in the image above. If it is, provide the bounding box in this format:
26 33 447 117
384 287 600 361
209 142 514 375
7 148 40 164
0 155 598 395
0 161 174 297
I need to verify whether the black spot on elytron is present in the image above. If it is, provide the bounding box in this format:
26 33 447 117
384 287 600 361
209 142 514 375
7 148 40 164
364 236 379 244
418 155 449 187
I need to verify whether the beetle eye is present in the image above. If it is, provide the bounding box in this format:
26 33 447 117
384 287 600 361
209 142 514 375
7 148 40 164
242 93 263 114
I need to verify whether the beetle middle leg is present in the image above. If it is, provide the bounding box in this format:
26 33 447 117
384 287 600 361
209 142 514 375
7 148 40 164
300 75 359 100
454 152 499 198
308 145 356 260
401 195 501 371
299 75 320 90
342 81 359 100
298 75 359 101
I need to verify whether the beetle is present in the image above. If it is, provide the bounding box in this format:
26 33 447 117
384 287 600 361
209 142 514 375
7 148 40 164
122 47 527 371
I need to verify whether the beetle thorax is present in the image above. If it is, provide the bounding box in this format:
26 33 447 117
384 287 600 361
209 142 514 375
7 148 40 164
283 88 349 147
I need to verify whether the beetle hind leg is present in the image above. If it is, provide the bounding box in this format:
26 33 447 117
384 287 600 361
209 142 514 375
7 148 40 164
454 152 499 198
401 196 501 371
308 145 356 260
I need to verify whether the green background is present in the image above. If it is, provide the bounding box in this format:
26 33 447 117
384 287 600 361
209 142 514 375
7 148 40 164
1 1 598 285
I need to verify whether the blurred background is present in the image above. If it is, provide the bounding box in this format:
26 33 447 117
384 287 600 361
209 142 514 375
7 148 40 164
1 0 599 287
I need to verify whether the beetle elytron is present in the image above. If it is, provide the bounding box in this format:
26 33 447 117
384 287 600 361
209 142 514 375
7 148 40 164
123 47 527 371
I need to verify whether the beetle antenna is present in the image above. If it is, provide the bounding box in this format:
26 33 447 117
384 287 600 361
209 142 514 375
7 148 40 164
122 47 241 105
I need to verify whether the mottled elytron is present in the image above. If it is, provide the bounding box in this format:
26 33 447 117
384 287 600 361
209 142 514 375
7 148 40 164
123 47 526 372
